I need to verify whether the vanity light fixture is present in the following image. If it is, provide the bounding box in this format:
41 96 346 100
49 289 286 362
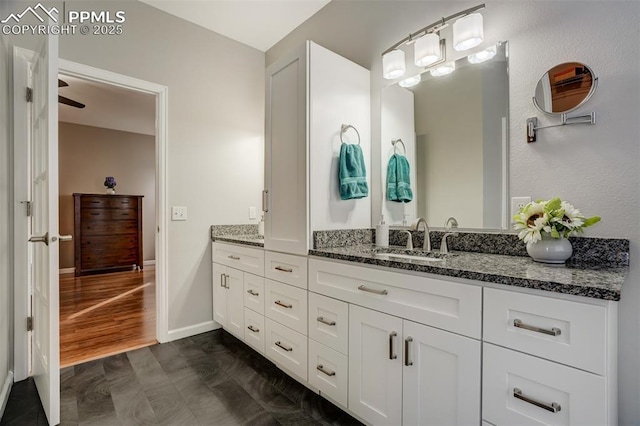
430 62 456 77
382 3 485 80
467 46 496 64
383 49 406 79
399 74 421 88
453 13 484 51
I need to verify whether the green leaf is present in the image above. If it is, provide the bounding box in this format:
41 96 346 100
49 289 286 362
546 197 561 211
583 216 601 227
550 227 560 238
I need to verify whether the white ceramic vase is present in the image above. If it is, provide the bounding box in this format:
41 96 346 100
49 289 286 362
526 234 573 264
106 188 115 195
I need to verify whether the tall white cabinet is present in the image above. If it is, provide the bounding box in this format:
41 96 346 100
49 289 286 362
264 41 371 255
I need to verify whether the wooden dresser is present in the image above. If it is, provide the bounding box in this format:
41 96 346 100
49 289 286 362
73 193 144 276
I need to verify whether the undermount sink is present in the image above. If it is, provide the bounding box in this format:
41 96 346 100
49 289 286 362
373 248 454 263
374 252 444 262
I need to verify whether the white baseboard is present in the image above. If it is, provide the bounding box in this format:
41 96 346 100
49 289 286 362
0 371 13 420
60 267 75 275
143 260 156 266
166 320 220 342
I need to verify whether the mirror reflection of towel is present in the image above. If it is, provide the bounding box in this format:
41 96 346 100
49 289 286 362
387 154 413 202
339 144 369 200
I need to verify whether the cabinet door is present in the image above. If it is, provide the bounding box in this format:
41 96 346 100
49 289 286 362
226 268 244 339
212 263 227 327
349 305 403 425
403 320 481 425
264 42 308 255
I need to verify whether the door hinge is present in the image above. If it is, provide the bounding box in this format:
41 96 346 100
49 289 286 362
26 87 33 103
27 316 33 331
20 201 32 216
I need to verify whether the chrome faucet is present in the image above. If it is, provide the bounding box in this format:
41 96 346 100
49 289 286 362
440 232 458 254
411 217 431 251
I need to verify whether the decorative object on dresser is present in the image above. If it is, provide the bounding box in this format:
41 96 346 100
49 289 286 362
73 193 143 276
513 197 600 264
104 176 117 194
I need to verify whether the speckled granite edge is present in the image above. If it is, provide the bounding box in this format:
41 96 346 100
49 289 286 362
210 225 264 247
314 229 630 267
308 245 626 301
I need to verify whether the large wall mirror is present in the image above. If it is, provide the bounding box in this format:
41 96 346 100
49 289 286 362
381 41 509 230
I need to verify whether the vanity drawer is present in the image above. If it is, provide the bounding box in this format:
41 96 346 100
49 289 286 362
264 251 308 289
483 343 606 426
265 318 308 382
212 242 264 275
308 339 348 408
309 258 481 339
265 279 308 335
308 292 348 355
244 308 265 354
244 273 265 315
483 287 607 375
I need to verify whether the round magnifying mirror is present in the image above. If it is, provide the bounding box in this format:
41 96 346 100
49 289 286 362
533 62 598 114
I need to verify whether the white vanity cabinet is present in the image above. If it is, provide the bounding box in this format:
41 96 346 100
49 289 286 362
264 41 371 255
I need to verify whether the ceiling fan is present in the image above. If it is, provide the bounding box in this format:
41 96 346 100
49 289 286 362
58 79 86 109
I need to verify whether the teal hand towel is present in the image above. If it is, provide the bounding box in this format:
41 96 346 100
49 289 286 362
339 144 368 200
386 154 413 202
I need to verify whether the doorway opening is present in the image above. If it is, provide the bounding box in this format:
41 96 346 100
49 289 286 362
57 73 157 367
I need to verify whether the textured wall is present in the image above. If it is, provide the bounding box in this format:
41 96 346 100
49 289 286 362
267 1 640 422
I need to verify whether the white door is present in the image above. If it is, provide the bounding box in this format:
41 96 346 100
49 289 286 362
348 305 403 425
225 268 244 338
27 33 60 425
264 42 308 255
212 263 227 327
402 320 481 425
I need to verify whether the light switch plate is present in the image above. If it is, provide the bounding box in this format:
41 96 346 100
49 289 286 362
249 206 257 220
172 206 187 221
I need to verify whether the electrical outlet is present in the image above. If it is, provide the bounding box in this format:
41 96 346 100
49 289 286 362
510 197 531 221
171 206 187 221
249 206 257 220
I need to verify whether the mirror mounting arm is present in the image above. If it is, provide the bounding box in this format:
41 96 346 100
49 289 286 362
526 112 596 143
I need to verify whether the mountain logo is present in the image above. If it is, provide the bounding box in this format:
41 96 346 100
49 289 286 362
1 3 59 24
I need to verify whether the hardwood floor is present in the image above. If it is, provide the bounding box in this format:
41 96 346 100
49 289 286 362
60 268 156 368
1 330 363 425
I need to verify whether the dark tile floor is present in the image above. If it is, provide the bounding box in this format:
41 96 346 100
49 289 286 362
1 330 362 426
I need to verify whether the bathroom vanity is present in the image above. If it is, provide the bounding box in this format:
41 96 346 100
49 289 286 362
212 227 625 425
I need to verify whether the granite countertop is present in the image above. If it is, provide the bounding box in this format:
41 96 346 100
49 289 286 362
309 244 627 301
211 234 264 247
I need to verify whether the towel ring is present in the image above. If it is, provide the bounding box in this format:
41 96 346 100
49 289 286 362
392 138 406 154
340 124 361 145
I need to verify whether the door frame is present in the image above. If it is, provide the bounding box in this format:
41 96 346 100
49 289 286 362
13 55 170 381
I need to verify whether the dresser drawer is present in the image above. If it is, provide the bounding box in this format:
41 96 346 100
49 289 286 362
483 343 607 426
81 208 137 221
244 308 265 354
81 196 138 210
264 279 308 335
265 318 308 382
264 251 308 289
308 339 348 408
308 292 348 355
81 220 138 236
244 273 265 315
309 258 482 339
212 242 264 275
483 288 607 375
81 235 138 251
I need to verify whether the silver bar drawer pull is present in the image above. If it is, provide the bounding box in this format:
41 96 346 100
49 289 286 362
405 337 413 366
275 341 293 352
389 331 398 360
317 364 336 377
358 285 388 295
247 325 260 333
274 266 293 273
247 289 259 296
228 255 241 260
317 316 336 326
275 300 293 309
513 319 561 336
513 388 561 413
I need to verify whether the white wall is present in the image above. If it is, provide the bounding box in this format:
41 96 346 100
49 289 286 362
58 123 156 269
267 2 640 423
9 0 265 333
0 15 13 416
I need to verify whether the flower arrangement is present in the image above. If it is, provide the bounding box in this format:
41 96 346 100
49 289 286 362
104 176 117 189
513 197 600 245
